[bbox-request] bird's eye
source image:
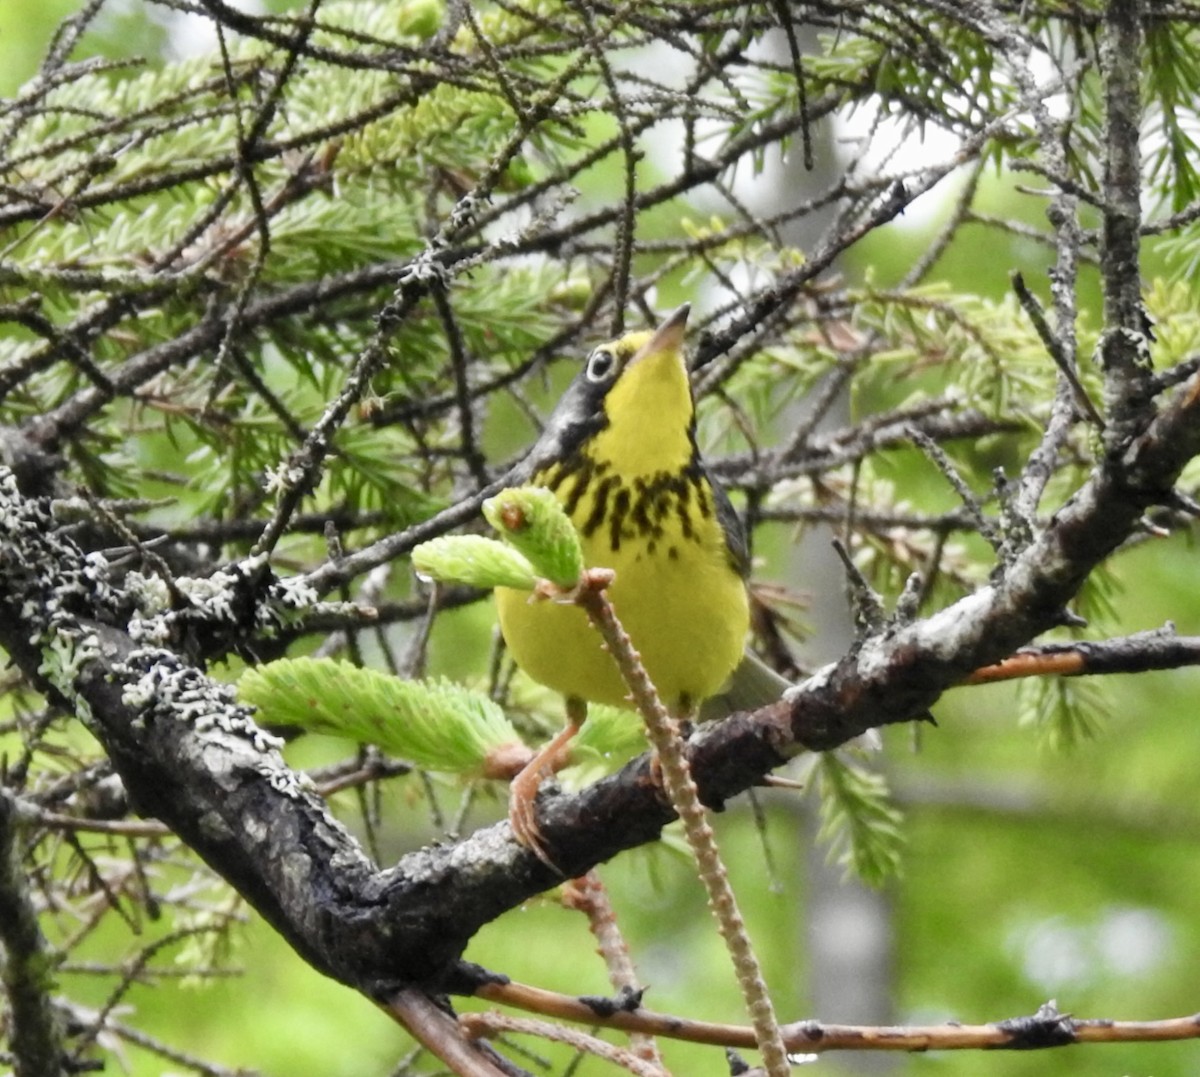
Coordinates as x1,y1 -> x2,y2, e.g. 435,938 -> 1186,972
585,348 -> 616,383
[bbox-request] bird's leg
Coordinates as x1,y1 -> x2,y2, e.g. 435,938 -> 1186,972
675,695 -> 697,738
508,695 -> 587,867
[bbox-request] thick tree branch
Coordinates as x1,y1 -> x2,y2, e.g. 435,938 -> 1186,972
0,791 -> 67,1077
773,369 -> 1200,751
1097,0 -> 1153,443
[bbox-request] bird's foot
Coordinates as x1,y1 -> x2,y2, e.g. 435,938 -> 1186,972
507,718 -> 582,871
508,762 -> 557,869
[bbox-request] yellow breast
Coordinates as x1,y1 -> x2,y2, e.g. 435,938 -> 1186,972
495,461 -> 749,711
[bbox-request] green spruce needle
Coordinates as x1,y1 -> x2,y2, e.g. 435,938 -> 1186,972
815,753 -> 904,887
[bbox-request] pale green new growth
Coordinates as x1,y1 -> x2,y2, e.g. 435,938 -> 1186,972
814,754 -> 904,888
483,486 -> 584,588
239,658 -> 524,775
413,487 -> 584,593
412,535 -> 537,591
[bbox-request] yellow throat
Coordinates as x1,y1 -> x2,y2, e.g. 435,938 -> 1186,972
495,306 -> 750,712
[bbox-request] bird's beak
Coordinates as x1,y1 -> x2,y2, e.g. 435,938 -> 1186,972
632,303 -> 690,363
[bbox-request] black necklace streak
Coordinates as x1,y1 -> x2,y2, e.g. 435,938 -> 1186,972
537,451 -> 713,560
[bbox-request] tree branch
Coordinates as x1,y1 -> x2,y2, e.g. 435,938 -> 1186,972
383,989 -> 517,1077
962,627 -> 1200,683
472,983 -> 1200,1055
0,790 -> 67,1077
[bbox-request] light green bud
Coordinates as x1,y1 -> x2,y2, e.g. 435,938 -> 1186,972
412,534 -> 536,591
483,486 -> 583,588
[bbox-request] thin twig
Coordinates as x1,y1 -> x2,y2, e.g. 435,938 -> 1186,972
1011,271 -> 1104,429
382,988 -> 514,1077
562,871 -> 663,1069
962,627 -> 1200,684
475,980 -> 1200,1054
461,1011 -> 667,1077
573,571 -> 790,1077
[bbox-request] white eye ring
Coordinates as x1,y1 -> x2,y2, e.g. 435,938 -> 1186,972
585,349 -> 616,383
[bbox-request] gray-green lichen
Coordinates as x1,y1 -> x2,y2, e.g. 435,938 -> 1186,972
0,467 -> 310,800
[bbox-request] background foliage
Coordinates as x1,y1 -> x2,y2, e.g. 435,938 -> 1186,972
3,1 -> 1200,1075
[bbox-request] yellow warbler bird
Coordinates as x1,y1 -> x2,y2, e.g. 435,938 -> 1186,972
497,304 -> 781,857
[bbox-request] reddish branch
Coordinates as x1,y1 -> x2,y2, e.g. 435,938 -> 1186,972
963,628 -> 1200,684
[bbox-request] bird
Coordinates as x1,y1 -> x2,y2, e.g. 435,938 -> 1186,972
495,303 -> 784,861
